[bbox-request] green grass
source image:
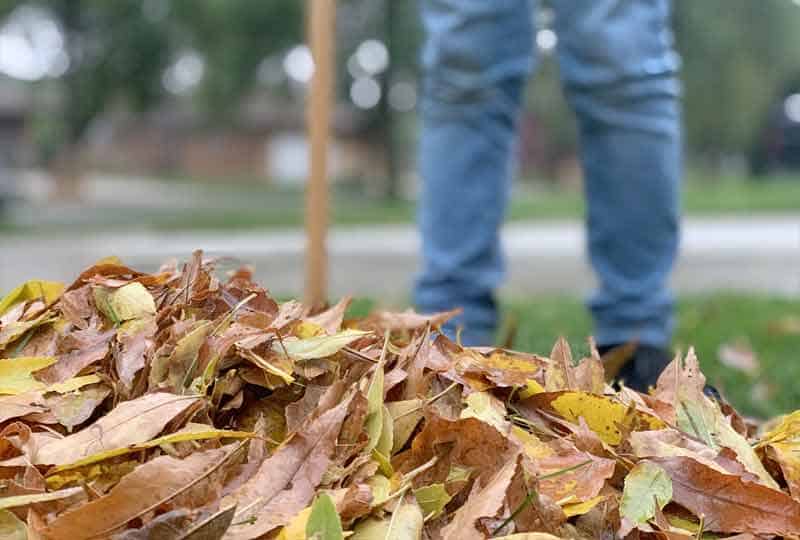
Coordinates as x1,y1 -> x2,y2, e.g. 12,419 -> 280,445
348,294 -> 800,419
2,173 -> 800,234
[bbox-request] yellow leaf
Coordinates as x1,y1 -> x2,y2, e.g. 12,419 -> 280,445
386,502 -> 423,540
562,495 -> 607,518
0,313 -> 57,349
351,504 -> 423,540
386,399 -> 423,454
0,509 -> 26,540
0,487 -> 83,510
46,460 -> 138,490
365,359 -> 385,453
169,320 -> 214,388
372,404 -> 394,476
372,449 -> 394,478
511,426 -> 554,459
413,483 -> 452,519
240,348 -> 295,386
518,379 -> 545,399
367,475 -> 391,506
620,462 -> 672,528
108,282 -> 156,322
276,507 -> 312,540
46,374 -> 102,394
0,280 -> 64,316
460,392 -> 509,433
306,493 -> 344,540
537,391 -> 665,445
274,329 -> 371,361
350,517 -> 390,540
94,255 -> 123,266
0,356 -> 56,395
760,410 -> 800,498
295,321 -> 325,339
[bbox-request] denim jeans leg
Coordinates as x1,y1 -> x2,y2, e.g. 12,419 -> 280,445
554,0 -> 683,348
415,0 -> 534,346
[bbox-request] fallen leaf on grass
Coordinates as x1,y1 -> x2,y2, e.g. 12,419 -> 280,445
768,315 -> 800,336
717,340 -> 759,375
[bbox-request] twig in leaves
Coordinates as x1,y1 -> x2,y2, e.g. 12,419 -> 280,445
491,459 -> 593,536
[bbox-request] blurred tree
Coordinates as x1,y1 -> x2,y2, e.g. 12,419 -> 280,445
0,0 -> 174,191
171,0 -> 301,118
0,0 -> 302,188
673,0 -> 800,169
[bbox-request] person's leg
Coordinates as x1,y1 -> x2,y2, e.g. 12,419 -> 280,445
415,0 -> 534,345
553,1 -> 682,377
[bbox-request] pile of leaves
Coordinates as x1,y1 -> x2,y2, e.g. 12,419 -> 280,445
2,252 -> 800,540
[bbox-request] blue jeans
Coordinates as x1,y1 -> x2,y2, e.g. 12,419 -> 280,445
414,0 -> 682,347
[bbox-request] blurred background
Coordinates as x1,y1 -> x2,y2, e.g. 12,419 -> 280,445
0,0 -> 798,415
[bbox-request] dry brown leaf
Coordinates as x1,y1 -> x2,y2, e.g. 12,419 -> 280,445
20,392 -> 199,465
112,509 -> 192,540
179,504 -> 237,540
364,308 -> 460,332
0,392 -> 47,423
42,446 -> 234,539
37,337 -> 112,385
394,415 -> 519,487
536,445 -> 615,504
305,297 -> 352,335
652,456 -> 800,536
116,319 -> 156,389
545,337 -> 574,391
441,454 -> 520,540
46,384 -> 111,431
223,393 -> 354,540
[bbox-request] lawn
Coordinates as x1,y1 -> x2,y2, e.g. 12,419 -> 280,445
349,294 -> 800,419
2,172 -> 800,233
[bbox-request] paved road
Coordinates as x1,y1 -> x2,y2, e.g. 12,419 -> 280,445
2,216 -> 798,299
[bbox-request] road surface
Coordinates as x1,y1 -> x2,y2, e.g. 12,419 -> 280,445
2,216 -> 798,300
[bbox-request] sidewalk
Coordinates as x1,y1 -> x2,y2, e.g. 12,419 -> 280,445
2,216 -> 798,298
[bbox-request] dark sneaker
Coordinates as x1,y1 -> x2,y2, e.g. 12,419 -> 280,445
599,343 -> 722,399
598,343 -> 672,393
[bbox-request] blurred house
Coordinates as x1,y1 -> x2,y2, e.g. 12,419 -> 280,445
81,91 -> 387,186
0,79 -> 31,159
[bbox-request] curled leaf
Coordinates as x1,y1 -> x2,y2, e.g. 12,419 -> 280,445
273,329 -> 371,361
0,356 -> 56,395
